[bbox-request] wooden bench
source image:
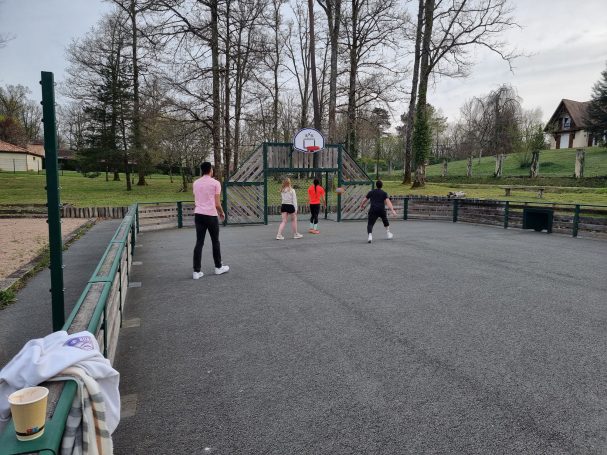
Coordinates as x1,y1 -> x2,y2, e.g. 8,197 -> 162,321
501,186 -> 545,198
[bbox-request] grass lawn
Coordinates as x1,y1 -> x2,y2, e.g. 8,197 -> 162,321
380,182 -> 607,206
0,171 -> 187,207
2,165 -> 607,208
425,147 -> 607,178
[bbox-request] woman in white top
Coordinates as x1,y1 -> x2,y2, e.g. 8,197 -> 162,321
276,178 -> 303,240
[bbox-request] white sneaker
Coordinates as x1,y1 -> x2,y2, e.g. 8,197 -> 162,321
368,233 -> 372,243
293,233 -> 303,239
387,231 -> 393,240
193,271 -> 204,280
215,265 -> 230,275
276,234 -> 285,240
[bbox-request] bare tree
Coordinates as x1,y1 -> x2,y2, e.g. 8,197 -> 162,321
402,0 -> 423,183
64,9 -> 135,187
232,0 -> 266,169
342,0 -> 407,157
0,85 -> 41,144
284,0 -> 312,128
150,0 -> 225,179
411,0 -> 434,187
107,0 -> 152,185
58,102 -> 88,154
405,0 -> 521,186
317,0 -> 341,142
308,0 -> 321,130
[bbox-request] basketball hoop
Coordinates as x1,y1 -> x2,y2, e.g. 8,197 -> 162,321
294,128 -> 325,153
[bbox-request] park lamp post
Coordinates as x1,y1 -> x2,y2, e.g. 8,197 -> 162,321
41,71 -> 65,331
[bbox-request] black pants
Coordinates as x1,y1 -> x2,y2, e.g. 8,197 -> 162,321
310,204 -> 321,224
193,214 -> 222,271
367,208 -> 389,234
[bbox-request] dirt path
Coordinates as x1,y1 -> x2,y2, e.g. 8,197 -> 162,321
0,218 -> 91,279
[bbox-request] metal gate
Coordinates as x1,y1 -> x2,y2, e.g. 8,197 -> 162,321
224,142 -> 372,225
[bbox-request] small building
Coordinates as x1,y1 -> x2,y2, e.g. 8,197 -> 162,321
0,139 -> 44,172
544,99 -> 598,149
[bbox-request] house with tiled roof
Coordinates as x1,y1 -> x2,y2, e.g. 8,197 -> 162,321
0,139 -> 44,172
544,99 -> 598,149
27,141 -> 77,168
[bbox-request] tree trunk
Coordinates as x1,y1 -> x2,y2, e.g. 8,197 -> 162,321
494,154 -> 504,177
346,0 -> 359,157
529,151 -> 539,178
113,171 -> 120,181
130,0 -> 144,186
272,2 -> 280,141
309,0 -> 321,130
466,155 -> 472,177
223,0 -> 232,180
412,0 -> 435,188
210,0 -> 223,180
180,164 -> 188,192
233,24 -> 250,172
441,159 -> 447,177
309,0 -> 320,171
402,0 -> 424,184
575,149 -> 585,178
327,0 -> 341,142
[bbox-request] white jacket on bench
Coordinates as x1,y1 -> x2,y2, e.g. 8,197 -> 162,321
0,330 -> 120,435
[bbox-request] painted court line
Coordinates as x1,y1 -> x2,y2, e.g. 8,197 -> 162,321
122,318 -> 140,328
120,394 -> 138,418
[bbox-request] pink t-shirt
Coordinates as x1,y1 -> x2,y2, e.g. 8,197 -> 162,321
193,175 -> 221,216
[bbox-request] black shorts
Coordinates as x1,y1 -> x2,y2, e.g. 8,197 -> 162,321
281,204 -> 296,214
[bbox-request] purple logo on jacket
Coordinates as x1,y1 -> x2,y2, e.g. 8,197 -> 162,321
64,336 -> 94,351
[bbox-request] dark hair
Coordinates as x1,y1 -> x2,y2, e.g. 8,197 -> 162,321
200,162 -> 213,175
313,178 -> 320,193
376,180 -> 383,189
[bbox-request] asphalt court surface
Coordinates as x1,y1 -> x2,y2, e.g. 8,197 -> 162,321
113,220 -> 607,454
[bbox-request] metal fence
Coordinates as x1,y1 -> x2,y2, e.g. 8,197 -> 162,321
0,204 -> 138,455
135,198 -> 607,239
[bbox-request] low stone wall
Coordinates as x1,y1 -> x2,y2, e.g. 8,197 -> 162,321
0,205 -> 129,219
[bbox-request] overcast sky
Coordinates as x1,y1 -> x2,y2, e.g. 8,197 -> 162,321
0,0 -> 606,126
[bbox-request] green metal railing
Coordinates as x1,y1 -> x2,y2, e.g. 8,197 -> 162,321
0,204 -> 138,455
393,196 -> 607,238
135,196 -> 607,239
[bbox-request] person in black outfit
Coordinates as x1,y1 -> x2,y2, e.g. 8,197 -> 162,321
360,180 -> 397,243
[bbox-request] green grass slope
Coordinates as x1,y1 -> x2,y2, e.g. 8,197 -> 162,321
0,171 -> 186,207
425,147 -> 607,178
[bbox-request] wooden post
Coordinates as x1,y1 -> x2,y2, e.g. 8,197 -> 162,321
494,154 -> 504,177
441,160 -> 448,177
575,149 -> 585,178
529,151 -> 540,178
466,156 -> 472,177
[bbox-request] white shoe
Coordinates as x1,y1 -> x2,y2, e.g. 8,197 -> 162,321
215,265 -> 230,275
193,271 -> 204,280
276,234 -> 285,240
368,233 -> 372,243
293,233 -> 303,239
387,231 -> 393,240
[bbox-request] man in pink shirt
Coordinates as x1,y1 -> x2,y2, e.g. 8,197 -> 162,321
192,162 -> 229,279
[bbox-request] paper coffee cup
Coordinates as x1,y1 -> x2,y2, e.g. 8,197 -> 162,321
8,386 -> 49,441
